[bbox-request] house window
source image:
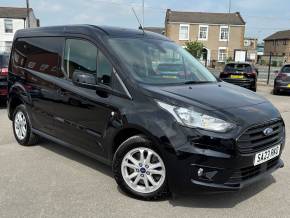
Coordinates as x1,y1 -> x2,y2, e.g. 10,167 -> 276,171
220,26 -> 229,41
179,24 -> 189,40
4,19 -> 13,33
218,47 -> 227,62
198,25 -> 208,40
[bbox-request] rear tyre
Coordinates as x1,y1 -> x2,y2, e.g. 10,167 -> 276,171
113,135 -> 169,200
251,81 -> 257,92
273,89 -> 280,95
12,105 -> 39,146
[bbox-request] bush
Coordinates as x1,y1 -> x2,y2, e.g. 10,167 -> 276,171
260,60 -> 266,65
272,61 -> 277,67
185,41 -> 204,58
227,56 -> 233,62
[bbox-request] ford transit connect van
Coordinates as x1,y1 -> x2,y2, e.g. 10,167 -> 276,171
8,25 -> 285,200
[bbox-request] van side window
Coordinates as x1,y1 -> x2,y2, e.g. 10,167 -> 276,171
97,50 -> 113,86
64,39 -> 97,80
14,37 -> 64,78
64,39 -> 113,87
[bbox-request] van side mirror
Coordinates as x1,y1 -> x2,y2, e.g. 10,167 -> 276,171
72,70 -> 97,88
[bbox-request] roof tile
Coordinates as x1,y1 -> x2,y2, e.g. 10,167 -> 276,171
166,10 -> 245,25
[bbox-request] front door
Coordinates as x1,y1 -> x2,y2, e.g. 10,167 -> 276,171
51,38 -> 115,156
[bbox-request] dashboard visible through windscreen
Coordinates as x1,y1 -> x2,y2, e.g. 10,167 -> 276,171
108,38 -> 217,85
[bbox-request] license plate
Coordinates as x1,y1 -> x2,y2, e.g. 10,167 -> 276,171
231,75 -> 244,79
288,84 -> 290,88
254,145 -> 280,166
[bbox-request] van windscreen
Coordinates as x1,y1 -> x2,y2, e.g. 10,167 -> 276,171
108,38 -> 217,85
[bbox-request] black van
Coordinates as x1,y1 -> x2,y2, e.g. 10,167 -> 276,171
8,25 -> 285,200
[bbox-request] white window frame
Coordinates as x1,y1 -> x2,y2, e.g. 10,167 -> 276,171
198,25 -> 209,41
4,19 -> 13,33
219,25 -> 229,41
218,47 -> 228,62
179,24 -> 189,40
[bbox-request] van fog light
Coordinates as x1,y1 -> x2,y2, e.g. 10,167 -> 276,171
195,167 -> 218,181
197,168 -> 204,177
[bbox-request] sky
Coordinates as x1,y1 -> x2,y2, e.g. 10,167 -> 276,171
1,0 -> 290,42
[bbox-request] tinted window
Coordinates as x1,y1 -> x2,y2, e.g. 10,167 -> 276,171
0,55 -> 9,68
64,39 -> 97,79
64,39 -> 113,87
281,65 -> 290,73
224,63 -> 252,73
97,50 -> 113,86
14,37 -> 64,77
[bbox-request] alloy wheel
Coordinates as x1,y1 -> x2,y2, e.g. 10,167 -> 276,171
121,147 -> 166,194
14,111 -> 27,140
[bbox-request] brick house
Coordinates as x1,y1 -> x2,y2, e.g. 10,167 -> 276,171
264,30 -> 290,63
165,9 -> 246,66
0,7 -> 40,54
144,27 -> 165,35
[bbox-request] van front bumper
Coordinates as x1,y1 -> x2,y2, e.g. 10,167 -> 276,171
166,141 -> 285,194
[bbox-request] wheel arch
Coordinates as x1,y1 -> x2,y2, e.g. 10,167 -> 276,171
110,125 -> 161,161
8,83 -> 30,120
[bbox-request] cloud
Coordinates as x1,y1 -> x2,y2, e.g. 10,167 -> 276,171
35,0 -> 63,12
20,0 -> 290,40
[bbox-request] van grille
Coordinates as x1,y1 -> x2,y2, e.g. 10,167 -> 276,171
237,119 -> 284,154
227,157 -> 279,184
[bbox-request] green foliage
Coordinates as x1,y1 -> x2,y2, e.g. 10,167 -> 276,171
185,41 -> 204,58
227,56 -> 233,62
260,60 -> 266,65
272,60 -> 277,67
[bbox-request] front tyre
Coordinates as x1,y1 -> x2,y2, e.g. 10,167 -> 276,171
13,105 -> 39,146
113,135 -> 169,200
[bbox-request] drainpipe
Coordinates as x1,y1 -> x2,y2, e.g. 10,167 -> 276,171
26,0 -> 30,28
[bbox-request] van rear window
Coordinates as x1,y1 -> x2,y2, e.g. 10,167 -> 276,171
13,37 -> 64,78
0,55 -> 9,68
224,64 -> 252,73
281,65 -> 290,73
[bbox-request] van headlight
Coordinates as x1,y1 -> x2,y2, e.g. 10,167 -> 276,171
156,101 -> 235,133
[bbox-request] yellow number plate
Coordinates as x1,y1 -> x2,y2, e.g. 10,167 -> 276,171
288,84 -> 290,88
231,75 -> 244,79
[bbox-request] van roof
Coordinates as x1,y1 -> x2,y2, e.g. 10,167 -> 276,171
14,25 -> 170,40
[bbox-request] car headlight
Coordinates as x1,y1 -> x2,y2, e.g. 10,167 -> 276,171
156,101 -> 235,133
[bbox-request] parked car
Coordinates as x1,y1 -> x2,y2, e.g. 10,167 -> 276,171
8,26 -> 285,200
273,64 -> 290,95
220,62 -> 258,92
0,54 -> 9,103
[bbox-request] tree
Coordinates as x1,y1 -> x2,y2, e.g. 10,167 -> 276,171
185,41 -> 204,58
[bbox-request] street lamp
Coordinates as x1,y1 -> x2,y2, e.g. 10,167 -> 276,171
142,0 -> 144,27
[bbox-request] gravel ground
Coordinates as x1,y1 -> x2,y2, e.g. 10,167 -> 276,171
0,85 -> 289,218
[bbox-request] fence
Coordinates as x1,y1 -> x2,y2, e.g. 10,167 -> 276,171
206,53 -> 283,86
